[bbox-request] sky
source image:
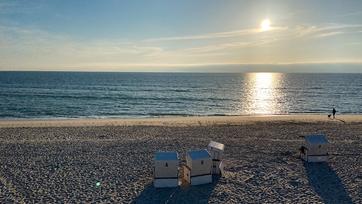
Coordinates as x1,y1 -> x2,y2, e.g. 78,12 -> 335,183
0,0 -> 362,72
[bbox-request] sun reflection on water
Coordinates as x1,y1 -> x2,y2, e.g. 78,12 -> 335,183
241,72 -> 284,115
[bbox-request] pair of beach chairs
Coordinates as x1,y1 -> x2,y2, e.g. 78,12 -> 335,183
299,134 -> 329,163
154,141 -> 225,188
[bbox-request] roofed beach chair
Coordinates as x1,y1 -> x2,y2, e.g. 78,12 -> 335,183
207,141 -> 225,175
182,149 -> 212,185
300,134 -> 329,163
154,151 -> 179,188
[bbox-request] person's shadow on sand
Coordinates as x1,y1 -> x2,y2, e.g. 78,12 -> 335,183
327,115 -> 346,123
304,162 -> 353,204
133,177 -> 219,204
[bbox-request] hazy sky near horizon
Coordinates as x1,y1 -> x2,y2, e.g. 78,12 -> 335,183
0,0 -> 362,72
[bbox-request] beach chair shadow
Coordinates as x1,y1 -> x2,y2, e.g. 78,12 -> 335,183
133,176 -> 219,204
304,162 -> 353,204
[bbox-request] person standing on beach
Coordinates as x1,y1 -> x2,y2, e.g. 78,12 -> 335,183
332,108 -> 337,119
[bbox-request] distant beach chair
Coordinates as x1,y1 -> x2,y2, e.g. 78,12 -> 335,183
154,151 -> 179,188
300,134 -> 329,162
182,149 -> 212,185
207,141 -> 225,175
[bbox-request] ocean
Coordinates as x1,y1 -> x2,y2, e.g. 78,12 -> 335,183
0,72 -> 361,119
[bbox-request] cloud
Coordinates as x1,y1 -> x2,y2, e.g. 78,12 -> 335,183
180,38 -> 280,54
315,31 -> 345,38
142,23 -> 362,57
0,24 -> 162,55
0,24 -> 167,69
144,26 -> 287,42
295,23 -> 362,38
144,29 -> 257,42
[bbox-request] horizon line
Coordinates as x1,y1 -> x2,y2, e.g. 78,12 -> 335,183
1,61 -> 362,70
1,70 -> 362,74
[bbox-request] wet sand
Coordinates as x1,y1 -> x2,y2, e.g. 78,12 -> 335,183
0,115 -> 361,203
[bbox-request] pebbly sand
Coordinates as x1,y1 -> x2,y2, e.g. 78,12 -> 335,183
0,115 -> 361,203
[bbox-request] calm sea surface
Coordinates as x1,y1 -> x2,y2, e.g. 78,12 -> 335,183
0,72 -> 361,119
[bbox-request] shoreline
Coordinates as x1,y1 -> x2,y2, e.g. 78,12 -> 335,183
0,114 -> 361,128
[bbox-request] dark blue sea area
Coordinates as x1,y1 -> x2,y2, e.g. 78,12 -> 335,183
0,72 -> 361,119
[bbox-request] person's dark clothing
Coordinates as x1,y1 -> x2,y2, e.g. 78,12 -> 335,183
332,108 -> 337,119
299,146 -> 306,154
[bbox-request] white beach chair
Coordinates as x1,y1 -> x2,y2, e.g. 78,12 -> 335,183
154,151 -> 179,188
301,134 -> 329,162
207,141 -> 225,175
183,149 -> 212,185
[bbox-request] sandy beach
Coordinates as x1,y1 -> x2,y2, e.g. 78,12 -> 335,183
0,115 -> 361,203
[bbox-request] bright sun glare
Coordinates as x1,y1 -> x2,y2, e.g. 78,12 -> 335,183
260,19 -> 271,31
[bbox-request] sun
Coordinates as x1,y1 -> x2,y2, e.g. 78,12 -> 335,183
260,19 -> 271,31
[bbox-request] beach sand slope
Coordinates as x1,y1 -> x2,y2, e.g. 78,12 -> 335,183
0,115 -> 361,203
